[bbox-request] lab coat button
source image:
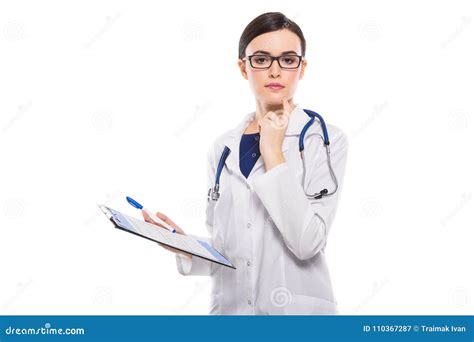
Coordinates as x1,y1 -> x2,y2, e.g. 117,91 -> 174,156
247,223 -> 251,228
246,184 -> 251,190
247,299 -> 252,305
247,261 -> 251,266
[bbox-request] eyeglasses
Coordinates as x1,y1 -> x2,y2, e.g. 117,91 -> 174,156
242,54 -> 304,70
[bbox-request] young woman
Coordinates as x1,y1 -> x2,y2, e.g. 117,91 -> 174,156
143,12 -> 349,315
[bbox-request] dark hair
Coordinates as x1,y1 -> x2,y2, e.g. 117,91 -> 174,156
238,12 -> 306,59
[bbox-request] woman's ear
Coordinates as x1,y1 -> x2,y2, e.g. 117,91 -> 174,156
237,59 -> 248,80
299,59 -> 308,80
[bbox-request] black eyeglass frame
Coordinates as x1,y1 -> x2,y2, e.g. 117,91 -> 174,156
242,54 -> 304,70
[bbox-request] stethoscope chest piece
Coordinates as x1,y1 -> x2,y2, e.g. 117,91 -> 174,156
208,184 -> 220,202
208,146 -> 231,202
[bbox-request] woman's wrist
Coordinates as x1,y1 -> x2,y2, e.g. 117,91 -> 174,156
262,150 -> 285,171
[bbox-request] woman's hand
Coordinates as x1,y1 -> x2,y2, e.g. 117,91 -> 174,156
142,210 -> 193,259
257,97 -> 294,170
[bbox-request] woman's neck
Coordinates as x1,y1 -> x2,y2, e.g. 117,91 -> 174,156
255,99 -> 296,122
243,99 -> 296,134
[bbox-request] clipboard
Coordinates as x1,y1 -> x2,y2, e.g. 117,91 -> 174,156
98,204 -> 235,269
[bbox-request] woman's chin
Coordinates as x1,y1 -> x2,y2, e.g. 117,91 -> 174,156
263,94 -> 287,106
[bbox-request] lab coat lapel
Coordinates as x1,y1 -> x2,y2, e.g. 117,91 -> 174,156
220,112 -> 253,184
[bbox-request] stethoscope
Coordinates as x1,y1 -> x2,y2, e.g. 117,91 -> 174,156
208,109 -> 338,202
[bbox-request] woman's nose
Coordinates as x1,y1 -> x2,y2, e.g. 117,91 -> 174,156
268,60 -> 281,78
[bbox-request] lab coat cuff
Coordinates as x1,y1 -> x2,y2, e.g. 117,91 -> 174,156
174,234 -> 213,276
175,253 -> 212,276
175,253 -> 193,275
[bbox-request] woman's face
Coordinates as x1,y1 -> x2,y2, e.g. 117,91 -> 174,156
238,28 -> 307,106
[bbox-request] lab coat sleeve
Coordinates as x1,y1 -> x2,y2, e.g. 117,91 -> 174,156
174,146 -> 216,276
175,235 -> 212,276
252,130 -> 349,260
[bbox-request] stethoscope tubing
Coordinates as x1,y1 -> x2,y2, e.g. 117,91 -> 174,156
210,109 -> 338,202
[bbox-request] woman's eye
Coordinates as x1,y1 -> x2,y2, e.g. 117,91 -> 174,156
282,57 -> 295,65
256,57 -> 268,64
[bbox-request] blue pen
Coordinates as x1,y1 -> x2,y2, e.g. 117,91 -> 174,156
126,196 -> 176,233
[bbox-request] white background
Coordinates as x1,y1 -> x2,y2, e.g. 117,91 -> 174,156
1,0 -> 473,315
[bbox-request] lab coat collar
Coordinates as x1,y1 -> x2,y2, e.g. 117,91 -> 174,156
220,104 -> 314,183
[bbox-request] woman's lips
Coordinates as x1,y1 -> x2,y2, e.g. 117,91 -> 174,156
265,83 -> 285,90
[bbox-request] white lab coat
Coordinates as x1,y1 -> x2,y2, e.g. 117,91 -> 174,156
175,104 -> 349,315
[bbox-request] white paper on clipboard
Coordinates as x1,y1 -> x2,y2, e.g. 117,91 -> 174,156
98,204 -> 235,269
